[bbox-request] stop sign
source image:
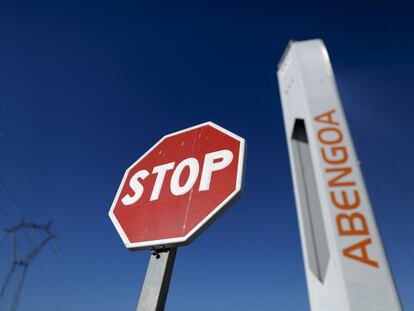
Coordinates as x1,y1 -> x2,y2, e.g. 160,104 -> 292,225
109,122 -> 245,250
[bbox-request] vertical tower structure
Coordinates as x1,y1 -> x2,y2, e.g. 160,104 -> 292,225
277,39 -> 401,311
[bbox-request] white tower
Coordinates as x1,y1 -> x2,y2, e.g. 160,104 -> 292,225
277,39 -> 402,311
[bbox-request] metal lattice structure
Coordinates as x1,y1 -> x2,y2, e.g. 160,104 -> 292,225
0,220 -> 56,311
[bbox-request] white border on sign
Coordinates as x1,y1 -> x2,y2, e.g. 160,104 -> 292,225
108,121 -> 246,250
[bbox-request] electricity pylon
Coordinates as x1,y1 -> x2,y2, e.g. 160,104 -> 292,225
0,219 -> 56,311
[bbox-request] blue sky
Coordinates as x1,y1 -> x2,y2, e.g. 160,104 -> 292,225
0,1 -> 413,310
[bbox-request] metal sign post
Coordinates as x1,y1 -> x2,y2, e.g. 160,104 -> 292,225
136,248 -> 177,311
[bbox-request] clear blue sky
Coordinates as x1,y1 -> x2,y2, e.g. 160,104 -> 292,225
0,1 -> 413,310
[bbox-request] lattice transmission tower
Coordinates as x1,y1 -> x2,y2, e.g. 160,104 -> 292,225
0,219 -> 56,311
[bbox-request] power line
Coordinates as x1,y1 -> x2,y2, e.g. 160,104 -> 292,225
0,178 -> 31,221
34,259 -> 61,311
0,205 -> 14,223
52,249 -> 75,311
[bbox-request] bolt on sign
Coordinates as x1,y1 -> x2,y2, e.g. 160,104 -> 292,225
277,39 -> 402,311
109,122 -> 245,250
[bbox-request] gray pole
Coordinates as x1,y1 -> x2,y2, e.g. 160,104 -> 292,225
136,248 -> 177,311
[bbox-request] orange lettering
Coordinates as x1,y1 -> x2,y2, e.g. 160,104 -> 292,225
326,167 -> 355,187
337,213 -> 368,235
343,238 -> 379,268
314,109 -> 339,125
331,189 -> 360,210
321,146 -> 348,164
318,127 -> 343,145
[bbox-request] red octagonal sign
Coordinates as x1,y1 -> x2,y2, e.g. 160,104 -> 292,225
109,122 -> 245,250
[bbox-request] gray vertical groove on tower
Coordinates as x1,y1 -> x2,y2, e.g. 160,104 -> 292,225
292,119 -> 330,282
